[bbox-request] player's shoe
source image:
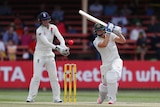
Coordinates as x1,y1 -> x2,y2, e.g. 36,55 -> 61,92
108,100 -> 115,104
26,98 -> 34,102
97,97 -> 103,104
53,99 -> 63,103
108,97 -> 116,104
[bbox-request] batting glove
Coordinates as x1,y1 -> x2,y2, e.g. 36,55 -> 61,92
106,22 -> 122,35
106,22 -> 114,32
113,26 -> 122,36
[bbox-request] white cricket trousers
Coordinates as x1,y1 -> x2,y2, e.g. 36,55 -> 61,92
27,55 -> 61,101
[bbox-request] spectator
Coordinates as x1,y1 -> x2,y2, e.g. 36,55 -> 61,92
0,0 -> 12,15
150,33 -> 160,60
136,31 -> 147,60
28,35 -> 36,60
39,3 -> 46,12
0,26 -> 4,35
111,9 -> 128,26
120,4 -> 132,16
3,24 -> 19,45
150,33 -> 158,51
54,18 -> 66,34
51,5 -> 64,21
20,26 -> 32,45
35,3 -> 46,19
89,0 -> 103,17
145,4 -> 154,16
13,13 -> 25,36
0,34 -> 6,61
129,22 -> 146,40
147,15 -> 160,33
104,0 -> 118,16
34,17 -> 40,29
67,25 -> 77,34
7,40 -> 17,61
130,15 -> 142,26
22,48 -> 30,60
128,1 -> 138,15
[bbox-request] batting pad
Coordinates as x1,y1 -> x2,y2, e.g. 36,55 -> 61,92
98,83 -> 107,101
99,83 -> 107,92
112,58 -> 123,80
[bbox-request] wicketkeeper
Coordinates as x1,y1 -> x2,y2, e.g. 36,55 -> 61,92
26,11 -> 70,103
93,23 -> 126,104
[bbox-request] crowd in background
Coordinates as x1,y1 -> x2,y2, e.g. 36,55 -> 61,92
0,0 -> 160,61
88,0 -> 160,61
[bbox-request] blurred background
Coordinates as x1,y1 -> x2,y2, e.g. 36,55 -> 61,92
0,0 -> 160,99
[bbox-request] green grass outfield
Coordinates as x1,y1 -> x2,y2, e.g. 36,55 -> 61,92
0,89 -> 160,107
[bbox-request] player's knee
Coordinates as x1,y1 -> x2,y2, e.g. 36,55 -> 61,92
100,65 -> 108,84
100,65 -> 108,74
106,70 -> 118,84
99,83 -> 107,92
50,78 -> 58,83
112,58 -> 123,72
32,75 -> 41,82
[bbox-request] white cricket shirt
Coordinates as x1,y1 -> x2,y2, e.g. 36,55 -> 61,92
0,41 -> 5,51
93,33 -> 120,65
35,24 -> 65,56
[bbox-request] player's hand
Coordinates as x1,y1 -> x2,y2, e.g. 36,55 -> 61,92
61,46 -> 70,56
55,45 -> 70,56
106,22 -> 122,35
106,22 -> 114,32
113,26 -> 122,36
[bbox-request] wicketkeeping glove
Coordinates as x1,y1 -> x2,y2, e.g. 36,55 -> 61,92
106,22 -> 122,35
55,45 -> 70,56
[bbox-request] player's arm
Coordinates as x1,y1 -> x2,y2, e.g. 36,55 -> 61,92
98,34 -> 109,47
37,32 -> 69,56
114,34 -> 126,44
106,22 -> 126,44
54,27 -> 70,56
54,26 -> 66,47
36,31 -> 56,49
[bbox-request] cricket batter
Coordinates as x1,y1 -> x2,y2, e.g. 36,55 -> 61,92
26,11 -> 70,103
93,23 -> 126,104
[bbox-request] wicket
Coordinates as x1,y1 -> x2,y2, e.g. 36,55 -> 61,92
64,64 -> 77,102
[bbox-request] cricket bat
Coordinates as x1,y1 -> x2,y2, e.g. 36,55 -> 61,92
79,10 -> 107,27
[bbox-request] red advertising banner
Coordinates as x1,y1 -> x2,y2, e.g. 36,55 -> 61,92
121,61 -> 160,89
0,61 -> 160,89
